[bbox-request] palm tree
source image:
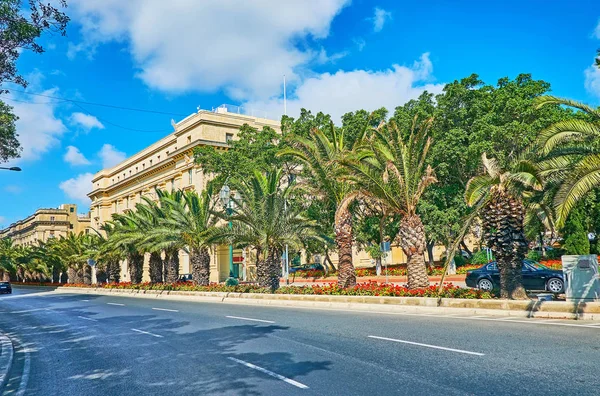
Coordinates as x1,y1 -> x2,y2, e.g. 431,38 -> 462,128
535,96 -> 600,226
0,238 -> 18,281
149,185 -> 218,286
54,233 -> 93,284
465,153 -> 543,299
89,226 -> 123,284
341,118 -> 437,289
208,168 -> 322,291
280,122 -> 368,288
105,214 -> 145,284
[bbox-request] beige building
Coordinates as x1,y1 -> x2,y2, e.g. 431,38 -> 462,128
0,204 -> 91,246
87,106 -> 281,283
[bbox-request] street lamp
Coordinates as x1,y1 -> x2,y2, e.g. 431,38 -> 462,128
220,183 -> 234,279
0,167 -> 21,171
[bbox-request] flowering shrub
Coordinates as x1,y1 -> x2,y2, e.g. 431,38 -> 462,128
22,280 -> 492,298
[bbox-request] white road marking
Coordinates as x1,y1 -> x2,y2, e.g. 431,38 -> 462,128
77,316 -> 98,322
81,299 -> 90,302
15,342 -> 31,396
226,315 -> 275,324
8,308 -> 49,314
131,328 -> 163,338
368,335 -> 485,356
107,303 -> 125,306
152,307 -> 179,312
228,357 -> 308,389
0,333 -> 14,389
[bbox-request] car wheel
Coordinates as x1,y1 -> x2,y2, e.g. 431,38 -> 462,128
547,278 -> 564,293
477,278 -> 494,291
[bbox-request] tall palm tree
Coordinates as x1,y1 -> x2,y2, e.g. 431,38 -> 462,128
208,169 -> 322,291
54,233 -> 93,284
465,153 -> 543,299
149,185 -> 218,286
106,214 -> 146,284
0,238 -> 18,281
280,122 -> 368,288
90,226 -> 123,284
535,96 -> 600,226
341,118 -> 437,289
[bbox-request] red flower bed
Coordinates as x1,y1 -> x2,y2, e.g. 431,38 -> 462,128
16,280 -> 492,298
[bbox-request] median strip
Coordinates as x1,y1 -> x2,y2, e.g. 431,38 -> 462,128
368,335 -> 485,356
227,357 -> 308,389
131,328 -> 163,338
152,307 -> 179,312
226,315 -> 275,324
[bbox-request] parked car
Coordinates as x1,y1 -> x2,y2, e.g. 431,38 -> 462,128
178,274 -> 193,282
465,260 -> 564,293
0,281 -> 12,294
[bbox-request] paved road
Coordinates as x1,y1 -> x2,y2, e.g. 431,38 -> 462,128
1,287 -> 599,395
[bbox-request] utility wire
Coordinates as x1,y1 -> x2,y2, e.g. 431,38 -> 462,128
7,89 -> 188,116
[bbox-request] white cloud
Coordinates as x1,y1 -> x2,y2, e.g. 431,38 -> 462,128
98,144 -> 126,169
246,53 -> 445,123
584,64 -> 600,98
4,185 -> 22,194
64,145 -> 91,166
9,88 -> 67,161
371,7 -> 392,32
59,173 -> 93,206
353,37 -> 366,51
70,112 -> 105,131
68,0 -> 349,100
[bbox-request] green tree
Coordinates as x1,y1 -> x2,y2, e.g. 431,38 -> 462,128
465,153 -> 543,299
208,168 -> 322,291
0,0 -> 69,162
342,118 -> 437,288
149,186 -> 219,286
561,204 -> 590,255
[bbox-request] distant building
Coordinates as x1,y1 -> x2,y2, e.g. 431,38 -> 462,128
0,204 -> 91,246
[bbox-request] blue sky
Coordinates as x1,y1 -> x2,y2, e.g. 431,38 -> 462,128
1,0 -> 600,228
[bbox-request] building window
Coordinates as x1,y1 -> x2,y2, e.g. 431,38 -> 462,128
150,159 -> 153,166
135,166 -> 138,172
85,229 -> 89,234
226,133 -> 233,143
142,163 -> 145,170
112,178 -> 114,184
70,207 -> 74,213
50,216 -> 55,222
187,135 -> 192,144
188,169 -> 193,185
129,170 -> 132,176
123,173 -> 125,179
69,223 -> 73,229
171,178 -> 175,190
158,155 -> 161,161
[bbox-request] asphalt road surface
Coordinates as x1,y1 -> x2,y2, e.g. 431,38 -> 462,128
1,286 -> 599,395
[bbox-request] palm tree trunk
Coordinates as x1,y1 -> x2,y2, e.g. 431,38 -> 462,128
483,188 -> 528,299
256,248 -> 281,291
52,265 -> 61,283
398,214 -> 429,288
107,261 -> 120,283
335,209 -> 356,288
83,266 -> 92,285
191,247 -> 211,286
149,252 -> 163,283
165,250 -> 179,283
128,253 -> 144,284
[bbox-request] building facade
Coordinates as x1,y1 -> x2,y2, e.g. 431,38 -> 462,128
0,204 -> 91,246
87,107 -> 281,283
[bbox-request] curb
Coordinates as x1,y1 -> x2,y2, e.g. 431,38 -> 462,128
24,286 -> 600,320
0,332 -> 14,391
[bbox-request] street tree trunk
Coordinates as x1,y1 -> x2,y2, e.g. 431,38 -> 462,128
149,252 -> 163,283
191,247 -> 210,286
164,250 -> 180,283
83,266 -> 92,285
108,261 -> 120,283
257,248 -> 281,291
128,253 -> 144,284
398,214 -> 429,289
482,187 -> 528,299
335,209 -> 356,288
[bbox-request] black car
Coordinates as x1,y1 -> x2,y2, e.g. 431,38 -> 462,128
289,263 -> 324,274
465,260 -> 564,293
178,274 -> 193,282
0,281 -> 12,294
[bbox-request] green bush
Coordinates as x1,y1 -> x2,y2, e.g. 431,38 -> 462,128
470,249 -> 492,265
225,277 -> 239,287
526,250 -> 542,262
453,255 -> 467,267
562,206 -> 590,255
545,248 -> 562,259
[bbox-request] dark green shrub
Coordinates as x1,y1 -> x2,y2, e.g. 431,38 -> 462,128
526,250 -> 542,262
562,206 -> 590,255
225,277 -> 239,287
470,249 -> 492,265
453,255 -> 467,267
545,248 -> 562,259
